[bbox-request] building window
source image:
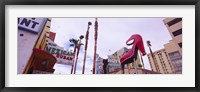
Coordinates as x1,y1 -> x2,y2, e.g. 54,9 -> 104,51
46,26 -> 50,28
20,34 -> 24,36
172,28 -> 182,37
178,42 -> 182,48
47,18 -> 51,21
167,18 -> 182,26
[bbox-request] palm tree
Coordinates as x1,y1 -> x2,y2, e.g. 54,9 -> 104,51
93,18 -> 98,74
73,35 -> 84,74
69,38 -> 79,74
82,22 -> 92,74
147,40 -> 158,72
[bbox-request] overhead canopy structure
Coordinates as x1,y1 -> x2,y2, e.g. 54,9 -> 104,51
31,48 -> 56,73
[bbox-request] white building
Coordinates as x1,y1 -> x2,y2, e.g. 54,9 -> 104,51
18,18 -> 48,74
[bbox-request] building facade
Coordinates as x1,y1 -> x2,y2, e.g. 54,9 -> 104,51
95,54 -> 104,74
107,47 -> 142,73
112,68 -> 161,74
147,49 -> 175,74
163,18 -> 182,74
147,18 -> 182,74
163,18 -> 182,54
18,18 -> 57,74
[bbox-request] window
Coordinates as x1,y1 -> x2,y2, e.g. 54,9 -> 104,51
178,42 -> 182,48
20,34 -> 24,36
167,18 -> 182,26
172,28 -> 182,37
47,19 -> 51,21
46,26 -> 50,28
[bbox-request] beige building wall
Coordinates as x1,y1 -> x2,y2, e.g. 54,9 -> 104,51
163,18 -> 182,54
108,47 -> 142,68
147,18 -> 182,74
163,18 -> 182,74
147,49 -> 175,74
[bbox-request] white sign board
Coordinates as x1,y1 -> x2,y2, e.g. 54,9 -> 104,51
18,18 -> 47,34
45,39 -> 74,65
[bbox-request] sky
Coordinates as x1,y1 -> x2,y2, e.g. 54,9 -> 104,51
50,18 -> 172,74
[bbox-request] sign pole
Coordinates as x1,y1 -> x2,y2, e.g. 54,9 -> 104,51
133,58 -> 138,74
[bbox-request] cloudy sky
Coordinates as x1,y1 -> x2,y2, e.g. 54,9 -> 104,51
50,18 -> 172,74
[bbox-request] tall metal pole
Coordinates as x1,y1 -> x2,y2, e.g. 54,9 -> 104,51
73,44 -> 80,74
93,18 -> 98,74
139,52 -> 145,69
82,22 -> 92,74
70,46 -> 77,74
69,38 -> 78,74
73,36 -> 84,74
133,58 -> 138,74
147,41 -> 159,72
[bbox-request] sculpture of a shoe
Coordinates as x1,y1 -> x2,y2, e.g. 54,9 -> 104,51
120,34 -> 146,73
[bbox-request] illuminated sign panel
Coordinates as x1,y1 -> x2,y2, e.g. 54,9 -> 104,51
18,18 -> 47,34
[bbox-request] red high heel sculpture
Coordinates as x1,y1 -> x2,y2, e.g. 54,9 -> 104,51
120,34 -> 146,74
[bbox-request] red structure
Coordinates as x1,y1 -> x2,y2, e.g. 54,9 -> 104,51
82,22 -> 92,74
30,48 -> 56,74
49,32 -> 56,41
120,34 -> 146,74
93,18 -> 98,74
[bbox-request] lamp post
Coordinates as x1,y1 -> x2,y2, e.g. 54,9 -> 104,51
93,18 -> 98,74
69,38 -> 79,74
73,35 -> 84,74
147,40 -> 158,72
82,22 -> 92,74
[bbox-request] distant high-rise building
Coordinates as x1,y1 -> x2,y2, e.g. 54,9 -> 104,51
95,54 -> 104,74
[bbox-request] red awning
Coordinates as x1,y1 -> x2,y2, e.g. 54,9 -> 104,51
33,48 -> 56,62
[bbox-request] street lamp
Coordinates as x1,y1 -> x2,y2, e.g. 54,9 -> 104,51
93,18 -> 98,74
73,35 -> 84,74
69,38 -> 79,74
82,22 -> 92,74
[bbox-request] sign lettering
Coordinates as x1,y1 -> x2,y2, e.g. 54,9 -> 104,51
45,39 -> 74,65
18,18 -> 47,34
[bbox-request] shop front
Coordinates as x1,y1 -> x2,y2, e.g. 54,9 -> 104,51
27,48 -> 56,74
